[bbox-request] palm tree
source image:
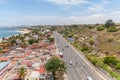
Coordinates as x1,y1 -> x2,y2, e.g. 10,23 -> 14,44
17,67 -> 26,80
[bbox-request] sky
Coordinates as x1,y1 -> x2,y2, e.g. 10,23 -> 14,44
0,0 -> 120,26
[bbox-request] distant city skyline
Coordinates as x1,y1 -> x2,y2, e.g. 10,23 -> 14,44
0,0 -> 120,26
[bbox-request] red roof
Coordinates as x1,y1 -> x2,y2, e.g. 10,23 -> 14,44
2,49 -> 10,52
34,66 -> 46,74
0,58 -> 9,61
39,66 -> 46,74
21,60 -> 31,65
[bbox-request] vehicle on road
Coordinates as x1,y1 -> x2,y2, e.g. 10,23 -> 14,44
65,45 -> 69,48
59,52 -> 63,58
69,60 -> 72,65
86,76 -> 93,80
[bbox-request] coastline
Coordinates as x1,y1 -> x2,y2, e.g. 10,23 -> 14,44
0,29 -> 31,43
16,29 -> 31,34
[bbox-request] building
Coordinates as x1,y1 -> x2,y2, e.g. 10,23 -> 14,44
0,61 -> 11,79
25,66 -> 46,80
25,71 -> 40,80
39,66 -> 46,80
0,58 -> 9,61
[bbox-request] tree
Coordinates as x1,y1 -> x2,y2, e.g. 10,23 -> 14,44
17,67 -> 26,79
28,39 -> 38,45
11,39 -> 16,46
45,56 -> 67,80
49,37 -> 55,44
105,19 -> 115,28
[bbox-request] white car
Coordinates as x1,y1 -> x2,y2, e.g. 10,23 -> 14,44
86,76 -> 93,80
69,60 -> 72,65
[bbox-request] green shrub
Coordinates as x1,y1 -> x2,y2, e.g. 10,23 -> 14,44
96,26 -> 104,31
81,44 -> 89,52
89,39 -> 94,46
107,26 -> 117,32
115,63 -> 120,69
103,56 -> 118,66
108,38 -> 114,42
86,54 -> 100,66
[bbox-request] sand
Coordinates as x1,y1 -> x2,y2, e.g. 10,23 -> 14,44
19,29 -> 31,34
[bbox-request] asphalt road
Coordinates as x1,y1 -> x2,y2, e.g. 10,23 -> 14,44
54,32 -> 113,80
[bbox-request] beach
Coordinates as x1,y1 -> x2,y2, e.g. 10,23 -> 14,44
0,28 -> 31,42
16,29 -> 31,34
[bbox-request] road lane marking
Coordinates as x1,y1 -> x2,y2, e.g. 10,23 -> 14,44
56,32 -> 111,80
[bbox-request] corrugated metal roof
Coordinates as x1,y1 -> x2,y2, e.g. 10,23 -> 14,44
0,61 -> 11,71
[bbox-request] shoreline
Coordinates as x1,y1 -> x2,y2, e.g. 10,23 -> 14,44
16,29 -> 31,34
0,29 -> 31,43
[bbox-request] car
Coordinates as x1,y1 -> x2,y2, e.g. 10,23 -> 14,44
59,52 -> 63,58
69,60 -> 72,65
65,45 -> 69,48
86,76 -> 93,80
67,46 -> 69,48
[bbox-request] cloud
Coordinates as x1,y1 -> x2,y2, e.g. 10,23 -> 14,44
67,14 -> 108,24
88,0 -> 109,12
40,0 -> 90,6
14,13 -> 120,25
1,11 -> 120,26
111,11 -> 120,15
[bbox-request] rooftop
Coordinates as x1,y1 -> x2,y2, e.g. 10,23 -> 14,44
0,61 -> 11,71
39,66 -> 46,74
30,71 -> 40,78
0,58 -> 9,61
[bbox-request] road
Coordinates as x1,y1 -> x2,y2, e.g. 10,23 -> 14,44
54,32 -> 113,80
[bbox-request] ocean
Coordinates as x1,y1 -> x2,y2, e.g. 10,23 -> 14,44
0,28 -> 20,39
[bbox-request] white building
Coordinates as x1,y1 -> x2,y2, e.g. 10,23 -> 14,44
25,71 -> 40,80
